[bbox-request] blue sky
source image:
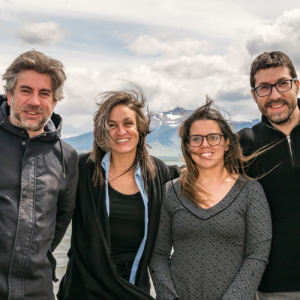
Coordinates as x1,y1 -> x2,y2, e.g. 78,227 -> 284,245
1,0 -> 300,137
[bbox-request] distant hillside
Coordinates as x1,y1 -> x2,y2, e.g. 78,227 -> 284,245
63,107 -> 260,156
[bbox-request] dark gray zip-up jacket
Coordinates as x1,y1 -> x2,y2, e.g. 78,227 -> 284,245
0,96 -> 78,300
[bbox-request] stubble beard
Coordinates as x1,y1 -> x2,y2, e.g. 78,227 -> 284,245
10,98 -> 52,133
261,98 -> 297,125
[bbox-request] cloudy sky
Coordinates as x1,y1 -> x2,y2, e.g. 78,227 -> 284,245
0,0 -> 300,137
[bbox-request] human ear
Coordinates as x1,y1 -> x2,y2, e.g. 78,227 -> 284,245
295,79 -> 299,95
225,137 -> 230,149
7,92 -> 11,106
251,90 -> 257,103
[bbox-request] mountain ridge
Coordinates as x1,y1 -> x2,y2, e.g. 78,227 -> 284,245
63,107 -> 260,156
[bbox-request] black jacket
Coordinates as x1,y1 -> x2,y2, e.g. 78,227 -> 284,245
57,153 -> 170,300
0,96 -> 78,300
239,102 -> 300,293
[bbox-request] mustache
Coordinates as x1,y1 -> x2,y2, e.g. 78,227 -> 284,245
21,105 -> 45,113
264,99 -> 288,109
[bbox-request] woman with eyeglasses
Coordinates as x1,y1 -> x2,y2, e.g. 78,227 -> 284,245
150,98 -> 272,300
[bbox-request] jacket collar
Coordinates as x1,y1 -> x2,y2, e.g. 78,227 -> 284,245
101,151 -> 142,177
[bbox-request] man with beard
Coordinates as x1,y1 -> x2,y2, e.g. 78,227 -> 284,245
239,51 -> 300,300
0,50 -> 78,300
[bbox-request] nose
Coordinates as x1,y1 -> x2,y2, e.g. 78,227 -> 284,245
27,92 -> 41,106
201,137 -> 210,147
270,85 -> 281,100
116,124 -> 126,135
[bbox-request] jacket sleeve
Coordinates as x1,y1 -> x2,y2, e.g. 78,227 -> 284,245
51,151 -> 79,251
222,181 -> 272,300
149,184 -> 179,300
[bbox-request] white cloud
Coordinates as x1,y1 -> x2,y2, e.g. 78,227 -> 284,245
246,9 -> 300,61
152,54 -> 229,79
128,35 -> 212,57
14,21 -> 67,46
2,5 -> 300,137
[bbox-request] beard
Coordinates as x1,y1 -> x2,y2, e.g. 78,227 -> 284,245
10,99 -> 52,133
260,98 -> 297,125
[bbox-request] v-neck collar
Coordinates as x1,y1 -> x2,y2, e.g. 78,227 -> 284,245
171,176 -> 248,220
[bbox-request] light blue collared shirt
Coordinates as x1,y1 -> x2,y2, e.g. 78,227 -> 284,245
101,151 -> 148,285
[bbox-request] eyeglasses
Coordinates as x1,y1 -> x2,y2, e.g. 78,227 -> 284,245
188,133 -> 224,147
252,77 -> 298,97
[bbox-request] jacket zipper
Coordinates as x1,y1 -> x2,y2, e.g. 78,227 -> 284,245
266,123 -> 300,166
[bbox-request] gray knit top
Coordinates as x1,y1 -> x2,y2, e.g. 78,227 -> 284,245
150,176 -> 272,300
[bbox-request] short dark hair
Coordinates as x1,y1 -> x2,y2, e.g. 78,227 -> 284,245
250,51 -> 297,88
2,50 -> 66,101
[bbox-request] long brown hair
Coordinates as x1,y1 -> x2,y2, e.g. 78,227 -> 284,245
89,86 -> 156,187
179,97 -> 270,205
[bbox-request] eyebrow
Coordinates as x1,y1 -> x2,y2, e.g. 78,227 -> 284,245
19,85 -> 52,93
108,117 -> 133,123
257,77 -> 291,86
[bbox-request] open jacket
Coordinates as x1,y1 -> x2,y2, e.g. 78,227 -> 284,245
57,153 -> 171,300
0,96 -> 78,300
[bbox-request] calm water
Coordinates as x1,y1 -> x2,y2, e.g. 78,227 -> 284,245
53,158 -> 182,297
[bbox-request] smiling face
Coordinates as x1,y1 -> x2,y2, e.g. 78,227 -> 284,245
188,119 -> 229,171
108,105 -> 139,156
7,70 -> 56,137
252,66 -> 299,125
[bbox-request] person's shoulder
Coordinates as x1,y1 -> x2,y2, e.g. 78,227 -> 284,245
60,140 -> 79,163
238,121 -> 265,137
78,152 -> 92,168
151,156 -> 170,179
240,176 -> 265,198
238,123 -> 258,143
151,156 -> 166,168
164,178 -> 179,193
238,121 -> 266,154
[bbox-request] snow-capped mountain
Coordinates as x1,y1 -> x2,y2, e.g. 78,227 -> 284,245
149,107 -> 193,129
63,107 -> 259,156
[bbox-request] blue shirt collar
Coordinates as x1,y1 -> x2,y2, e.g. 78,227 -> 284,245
101,151 -> 142,177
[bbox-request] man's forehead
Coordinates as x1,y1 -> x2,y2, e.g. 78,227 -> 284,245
254,66 -> 291,85
15,70 -> 53,91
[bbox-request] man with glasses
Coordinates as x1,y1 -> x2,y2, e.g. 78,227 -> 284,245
239,51 -> 300,300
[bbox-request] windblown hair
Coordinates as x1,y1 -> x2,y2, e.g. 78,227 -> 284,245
250,51 -> 297,88
89,87 -> 156,187
179,97 -> 267,206
2,50 -> 66,101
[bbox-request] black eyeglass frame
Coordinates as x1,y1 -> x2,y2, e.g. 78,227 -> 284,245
251,77 -> 298,97
188,133 -> 225,147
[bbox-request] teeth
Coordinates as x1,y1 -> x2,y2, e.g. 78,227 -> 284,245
271,104 -> 283,108
27,112 -> 38,115
201,153 -> 212,157
116,139 -> 129,142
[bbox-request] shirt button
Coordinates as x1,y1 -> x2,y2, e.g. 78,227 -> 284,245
16,247 -> 20,251
22,142 -> 26,145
